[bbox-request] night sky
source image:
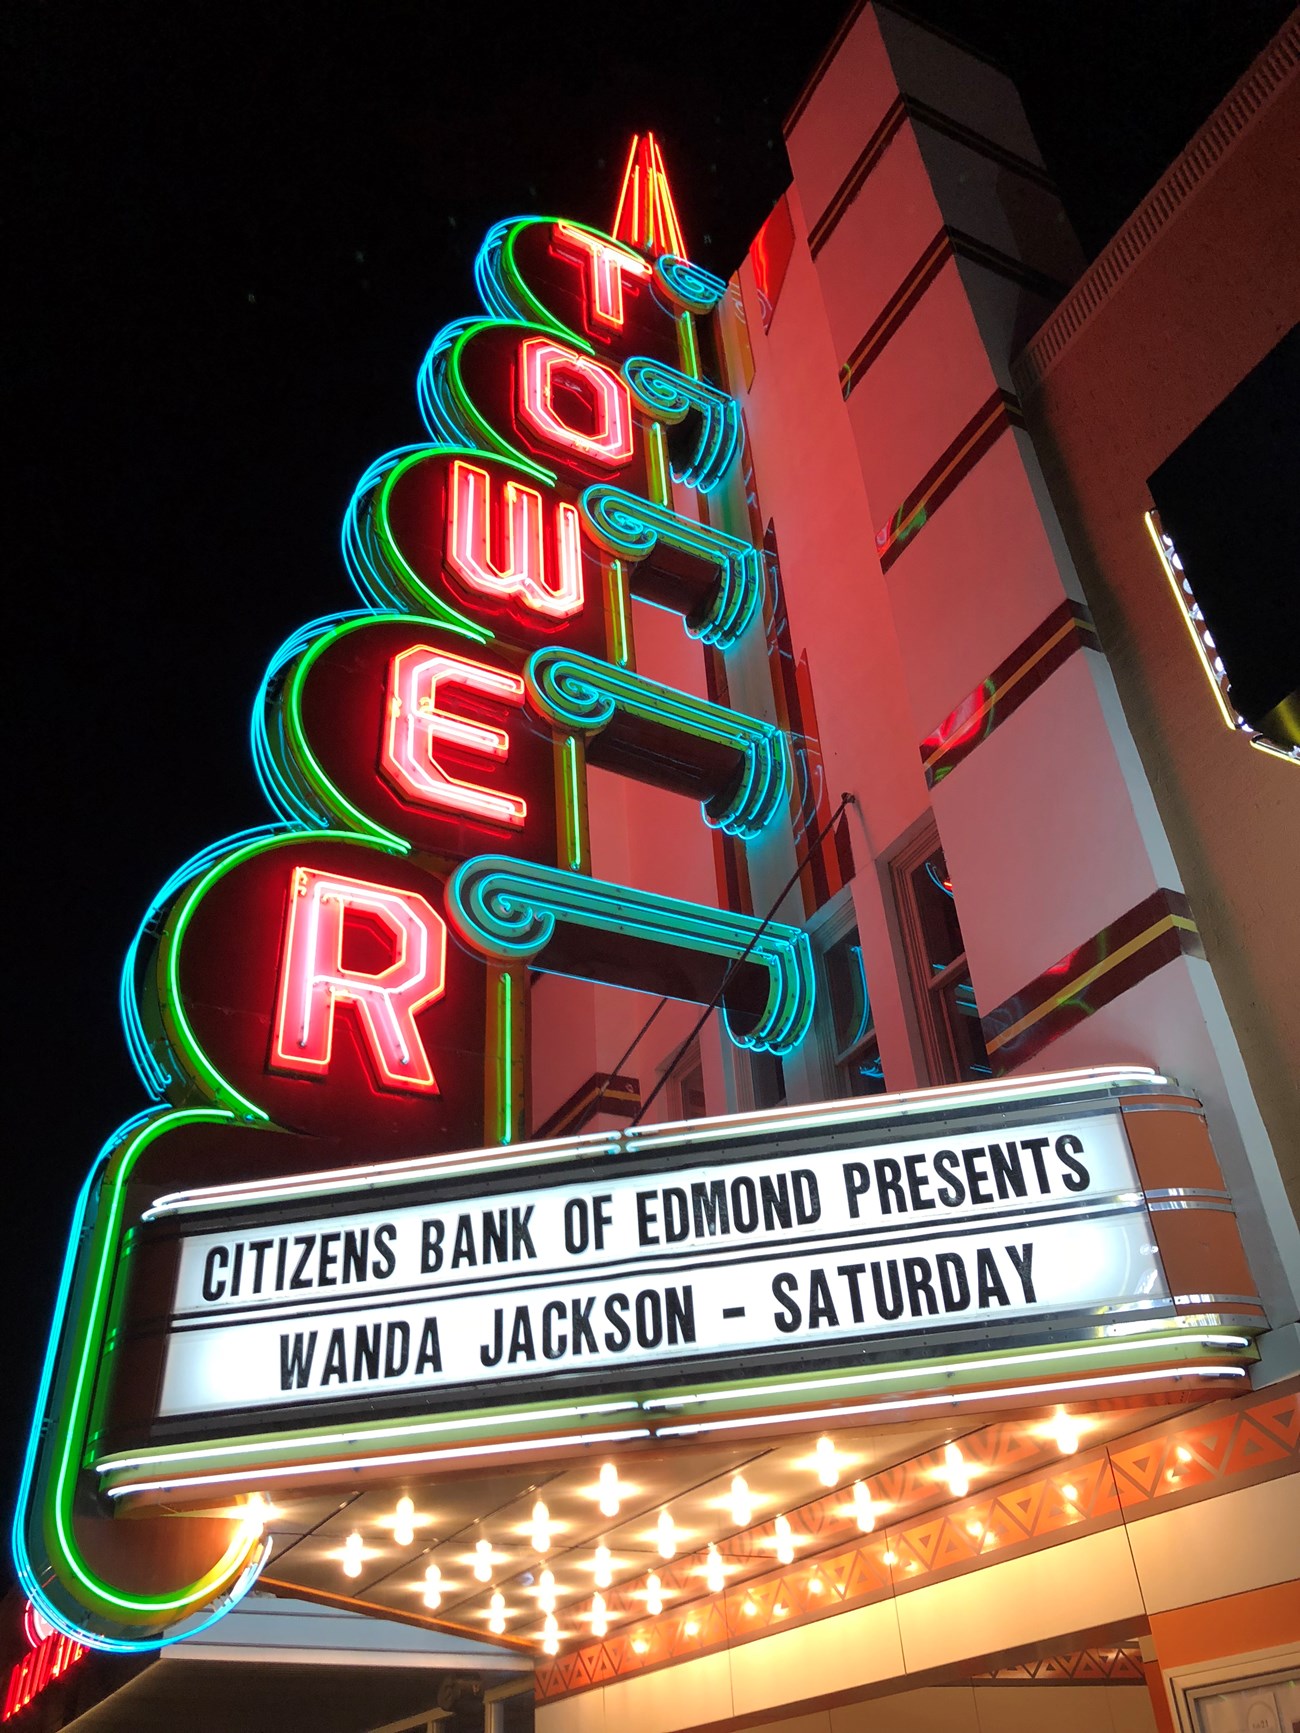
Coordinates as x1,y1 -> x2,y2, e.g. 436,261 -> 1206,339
9,0 -> 1291,1550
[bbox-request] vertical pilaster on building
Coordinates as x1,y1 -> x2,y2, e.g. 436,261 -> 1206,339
744,1 -> 1295,1322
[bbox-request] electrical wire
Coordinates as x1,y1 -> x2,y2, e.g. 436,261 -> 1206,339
630,792 -> 856,1126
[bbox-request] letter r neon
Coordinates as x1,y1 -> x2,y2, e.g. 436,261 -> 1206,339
272,867 -> 447,1092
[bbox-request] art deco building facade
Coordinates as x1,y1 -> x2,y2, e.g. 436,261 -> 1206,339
6,6 -> 1296,1731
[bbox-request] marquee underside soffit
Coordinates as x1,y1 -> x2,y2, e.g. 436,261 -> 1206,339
138,1392 -> 1211,1658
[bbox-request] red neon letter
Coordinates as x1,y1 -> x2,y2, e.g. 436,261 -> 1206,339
553,223 -> 652,329
447,459 -> 584,621
383,645 -> 527,830
272,868 -> 447,1093
517,337 -> 634,469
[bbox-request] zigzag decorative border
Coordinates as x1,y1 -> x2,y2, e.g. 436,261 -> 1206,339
535,1383 -> 1299,1702
981,887 -> 1203,1070
921,600 -> 1101,786
970,1643 -> 1145,1684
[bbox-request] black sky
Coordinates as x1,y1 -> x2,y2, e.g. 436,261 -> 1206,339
7,0 -> 1292,1542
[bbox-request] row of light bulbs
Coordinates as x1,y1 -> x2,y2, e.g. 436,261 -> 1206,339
328,1413 -> 1087,1651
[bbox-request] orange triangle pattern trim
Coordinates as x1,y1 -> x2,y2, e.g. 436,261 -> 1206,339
535,1390 -> 1298,1702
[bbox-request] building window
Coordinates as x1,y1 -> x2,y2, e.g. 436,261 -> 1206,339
891,831 -> 991,1085
820,926 -> 885,1097
667,1041 -> 707,1121
749,1050 -> 787,1110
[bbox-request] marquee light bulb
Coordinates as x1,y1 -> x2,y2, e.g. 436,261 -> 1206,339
591,1592 -> 608,1638
342,1531 -> 364,1579
489,1590 -> 506,1634
942,1443 -> 970,1498
531,1499 -> 552,1554
542,1612 -> 559,1656
774,1514 -> 795,1566
423,1564 -> 442,1610
394,1496 -> 416,1547
537,1568 -> 556,1614
241,1492 -> 271,1538
474,1539 -> 494,1582
729,1472 -> 752,1528
815,1435 -> 840,1487
657,1509 -> 676,1559
853,1481 -> 876,1533
594,1545 -> 612,1589
704,1544 -> 725,1594
646,1573 -> 663,1616
598,1462 -> 621,1518
1051,1410 -> 1081,1455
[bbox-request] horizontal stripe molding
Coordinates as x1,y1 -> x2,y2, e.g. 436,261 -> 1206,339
921,600 -> 1101,786
811,97 -> 1057,260
875,386 -> 1026,572
532,1071 -> 640,1140
982,888 -> 1204,1071
840,227 -> 1067,397
786,0 -> 1009,137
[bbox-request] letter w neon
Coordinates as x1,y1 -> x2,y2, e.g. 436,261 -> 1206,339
447,459 -> 583,621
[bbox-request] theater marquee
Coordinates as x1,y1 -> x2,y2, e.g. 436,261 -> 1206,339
156,1098 -> 1160,1418
81,1062 -> 1263,1531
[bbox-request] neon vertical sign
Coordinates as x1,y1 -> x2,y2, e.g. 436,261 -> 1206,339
2,1604 -> 85,1722
552,222 -> 653,329
17,154 -> 799,1661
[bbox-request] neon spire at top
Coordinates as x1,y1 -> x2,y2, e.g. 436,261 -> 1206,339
611,133 -> 687,259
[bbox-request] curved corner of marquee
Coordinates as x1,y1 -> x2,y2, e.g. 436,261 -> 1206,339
17,1528 -> 271,1657
13,1109 -> 274,1652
